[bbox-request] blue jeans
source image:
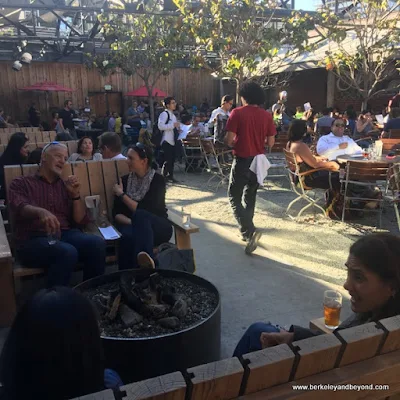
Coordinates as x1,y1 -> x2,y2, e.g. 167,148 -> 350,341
18,229 -> 106,287
117,209 -> 173,270
233,322 -> 280,358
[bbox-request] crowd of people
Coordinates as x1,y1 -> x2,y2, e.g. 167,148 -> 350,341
0,84 -> 400,399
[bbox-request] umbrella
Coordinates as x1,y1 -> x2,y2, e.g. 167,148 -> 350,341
125,86 -> 168,98
19,82 -> 74,119
19,82 -> 73,93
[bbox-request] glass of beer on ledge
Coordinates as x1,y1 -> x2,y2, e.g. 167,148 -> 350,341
324,290 -> 342,329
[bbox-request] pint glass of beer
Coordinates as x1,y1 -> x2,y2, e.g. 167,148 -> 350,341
324,290 -> 342,329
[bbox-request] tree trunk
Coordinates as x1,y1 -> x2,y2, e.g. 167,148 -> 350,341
361,99 -> 368,111
235,79 -> 240,106
145,82 -> 155,128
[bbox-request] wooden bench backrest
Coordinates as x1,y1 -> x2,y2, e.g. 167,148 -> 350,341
382,138 -> 400,153
4,160 -> 129,222
1,140 -> 78,157
0,131 -> 56,145
68,315 -> 400,400
389,129 -> 400,139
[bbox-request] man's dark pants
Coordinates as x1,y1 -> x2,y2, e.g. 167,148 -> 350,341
228,156 -> 259,239
18,229 -> 106,287
161,142 -> 176,179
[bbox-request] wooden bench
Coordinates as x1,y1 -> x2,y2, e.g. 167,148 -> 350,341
0,160 -> 199,324
71,315 -> 400,399
0,130 -> 56,145
1,140 -> 78,157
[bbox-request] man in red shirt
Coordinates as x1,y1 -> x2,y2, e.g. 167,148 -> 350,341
225,81 -> 276,254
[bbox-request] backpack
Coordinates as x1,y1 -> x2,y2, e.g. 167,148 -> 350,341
152,111 -> 170,147
156,243 -> 196,273
152,111 -> 179,147
214,113 -> 229,144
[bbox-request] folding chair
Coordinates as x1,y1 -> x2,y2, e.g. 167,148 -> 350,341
181,136 -> 204,174
200,139 -> 232,191
341,160 -> 390,226
283,149 -> 330,219
266,133 -> 288,181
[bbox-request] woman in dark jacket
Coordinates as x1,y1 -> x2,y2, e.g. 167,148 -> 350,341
233,233 -> 400,357
113,143 -> 172,269
0,132 -> 29,199
0,287 -> 122,400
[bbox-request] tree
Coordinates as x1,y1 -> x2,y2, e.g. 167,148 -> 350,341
288,0 -> 400,109
174,0 -> 289,103
96,7 -> 189,124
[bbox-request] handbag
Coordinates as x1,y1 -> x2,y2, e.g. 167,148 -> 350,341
156,243 -> 196,274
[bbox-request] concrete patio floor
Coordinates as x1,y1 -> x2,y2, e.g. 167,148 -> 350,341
186,211 -> 351,358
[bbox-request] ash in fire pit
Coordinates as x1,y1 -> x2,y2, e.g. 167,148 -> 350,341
84,270 -> 218,338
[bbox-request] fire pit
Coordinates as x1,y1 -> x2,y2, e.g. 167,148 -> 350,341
75,269 -> 221,383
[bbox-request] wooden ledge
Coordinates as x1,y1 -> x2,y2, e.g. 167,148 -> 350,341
167,210 -> 199,234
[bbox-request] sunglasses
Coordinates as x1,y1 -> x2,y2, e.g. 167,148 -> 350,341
133,142 -> 148,159
334,124 -> 345,128
42,141 -> 60,153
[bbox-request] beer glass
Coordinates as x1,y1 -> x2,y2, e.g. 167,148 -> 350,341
324,290 -> 342,329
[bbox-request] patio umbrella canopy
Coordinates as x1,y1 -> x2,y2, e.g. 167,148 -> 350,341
19,82 -> 73,92
18,82 -> 74,120
125,86 -> 168,98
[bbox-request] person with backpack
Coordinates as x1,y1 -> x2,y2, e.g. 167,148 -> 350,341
208,95 -> 234,144
157,97 -> 180,183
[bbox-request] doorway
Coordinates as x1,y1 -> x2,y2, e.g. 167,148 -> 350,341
89,92 -> 123,116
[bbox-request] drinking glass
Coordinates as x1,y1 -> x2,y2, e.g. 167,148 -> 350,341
362,148 -> 370,160
47,233 -> 57,245
182,212 -> 191,228
324,290 -> 342,329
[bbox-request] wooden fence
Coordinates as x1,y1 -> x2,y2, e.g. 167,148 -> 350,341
0,62 -> 220,121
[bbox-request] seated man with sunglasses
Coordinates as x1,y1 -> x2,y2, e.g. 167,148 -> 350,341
8,142 -> 106,287
316,118 -> 363,161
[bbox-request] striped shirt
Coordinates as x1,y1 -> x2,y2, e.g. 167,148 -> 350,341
9,175 -> 74,242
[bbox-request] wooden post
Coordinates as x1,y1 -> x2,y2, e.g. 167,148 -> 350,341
242,344 -> 295,395
335,322 -> 385,367
378,315 -> 400,354
292,334 -> 342,380
174,229 -> 192,250
0,211 -> 16,326
187,358 -> 244,400
121,371 -> 186,400
326,70 -> 335,108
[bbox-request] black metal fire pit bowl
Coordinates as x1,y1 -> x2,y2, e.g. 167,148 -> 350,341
74,269 -> 221,383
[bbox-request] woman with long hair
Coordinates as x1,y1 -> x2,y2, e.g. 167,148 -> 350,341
0,132 -> 29,198
233,233 -> 400,357
286,119 -> 339,190
68,136 -> 103,162
0,287 -> 122,400
113,143 -> 172,269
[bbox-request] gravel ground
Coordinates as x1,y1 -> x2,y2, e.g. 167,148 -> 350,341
166,166 -> 398,287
